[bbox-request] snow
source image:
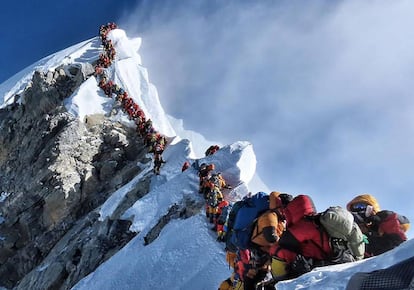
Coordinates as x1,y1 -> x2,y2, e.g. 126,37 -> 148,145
72,214 -> 231,290
108,29 -> 176,137
1,27 -> 413,290
99,163 -> 153,221
0,38 -> 101,108
64,77 -> 112,121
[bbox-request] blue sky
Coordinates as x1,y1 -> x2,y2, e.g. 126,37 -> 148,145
0,0 -> 139,83
1,0 -> 413,237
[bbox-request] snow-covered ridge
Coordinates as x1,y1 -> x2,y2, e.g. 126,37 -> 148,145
0,38 -> 100,108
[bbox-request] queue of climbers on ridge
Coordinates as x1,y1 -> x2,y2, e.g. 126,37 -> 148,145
96,23 -> 410,289
187,149 -> 411,290
96,23 -> 166,175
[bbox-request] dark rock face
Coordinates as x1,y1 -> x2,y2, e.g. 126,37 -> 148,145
143,197 -> 204,246
0,66 -> 152,289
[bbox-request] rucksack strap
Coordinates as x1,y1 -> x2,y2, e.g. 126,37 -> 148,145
304,213 -> 321,224
307,224 -> 330,261
249,219 -> 260,241
270,207 -> 284,221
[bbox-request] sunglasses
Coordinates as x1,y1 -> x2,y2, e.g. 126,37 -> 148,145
350,202 -> 368,212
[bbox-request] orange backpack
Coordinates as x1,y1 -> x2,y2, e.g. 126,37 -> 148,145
269,191 -> 282,210
251,210 -> 285,248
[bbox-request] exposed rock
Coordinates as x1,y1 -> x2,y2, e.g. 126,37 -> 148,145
0,58 -> 200,289
14,212 -> 137,290
143,197 -> 204,245
0,66 -> 152,289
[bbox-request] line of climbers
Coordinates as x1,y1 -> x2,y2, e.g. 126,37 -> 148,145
95,23 -> 410,289
185,155 -> 411,290
95,23 -> 167,175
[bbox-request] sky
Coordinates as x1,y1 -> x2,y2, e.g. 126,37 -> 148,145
2,27 -> 413,289
1,0 -> 414,238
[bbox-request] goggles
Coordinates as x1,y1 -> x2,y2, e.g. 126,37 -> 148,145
350,202 -> 368,213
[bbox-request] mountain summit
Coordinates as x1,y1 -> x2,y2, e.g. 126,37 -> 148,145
0,25 -> 413,290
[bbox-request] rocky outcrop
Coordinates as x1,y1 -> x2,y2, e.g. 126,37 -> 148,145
14,213 -> 137,290
0,66 -> 152,289
143,197 -> 204,245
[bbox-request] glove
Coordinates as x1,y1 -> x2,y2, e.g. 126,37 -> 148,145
289,255 -> 313,276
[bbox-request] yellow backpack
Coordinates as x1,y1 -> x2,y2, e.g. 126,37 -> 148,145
218,274 -> 243,290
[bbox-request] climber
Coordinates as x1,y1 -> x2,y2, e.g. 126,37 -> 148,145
207,172 -> 232,192
181,161 -> 190,172
197,163 -> 215,195
238,248 -> 274,290
145,131 -> 157,149
153,153 -> 166,175
346,194 -> 409,257
205,145 -> 220,156
251,192 -> 291,254
269,194 -> 332,280
215,200 -> 230,237
247,192 -> 292,286
226,192 -> 291,289
206,185 -> 224,224
143,119 -> 153,135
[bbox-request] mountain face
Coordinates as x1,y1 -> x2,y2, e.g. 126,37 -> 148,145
0,26 -> 250,290
0,63 -> 151,288
0,45 -> 189,290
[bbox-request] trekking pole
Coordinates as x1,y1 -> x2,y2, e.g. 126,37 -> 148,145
255,280 -> 267,290
224,181 -> 245,201
255,277 -> 275,290
228,181 -> 244,191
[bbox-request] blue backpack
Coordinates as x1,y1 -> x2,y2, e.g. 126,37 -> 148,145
225,200 -> 246,252
229,192 -> 270,250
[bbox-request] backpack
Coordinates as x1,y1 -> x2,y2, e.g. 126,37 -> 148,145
217,203 -> 232,225
229,192 -> 270,250
269,191 -> 282,210
207,188 -> 223,208
269,191 -> 294,210
251,210 -> 285,248
225,200 -> 246,252
198,163 -> 207,177
377,210 -> 409,239
204,174 -> 221,191
225,250 -> 237,269
284,195 -> 317,226
319,206 -> 365,261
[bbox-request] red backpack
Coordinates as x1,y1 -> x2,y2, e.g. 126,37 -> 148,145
377,211 -> 407,240
284,195 -> 317,226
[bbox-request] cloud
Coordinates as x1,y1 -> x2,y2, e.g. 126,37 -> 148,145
120,0 -> 414,237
